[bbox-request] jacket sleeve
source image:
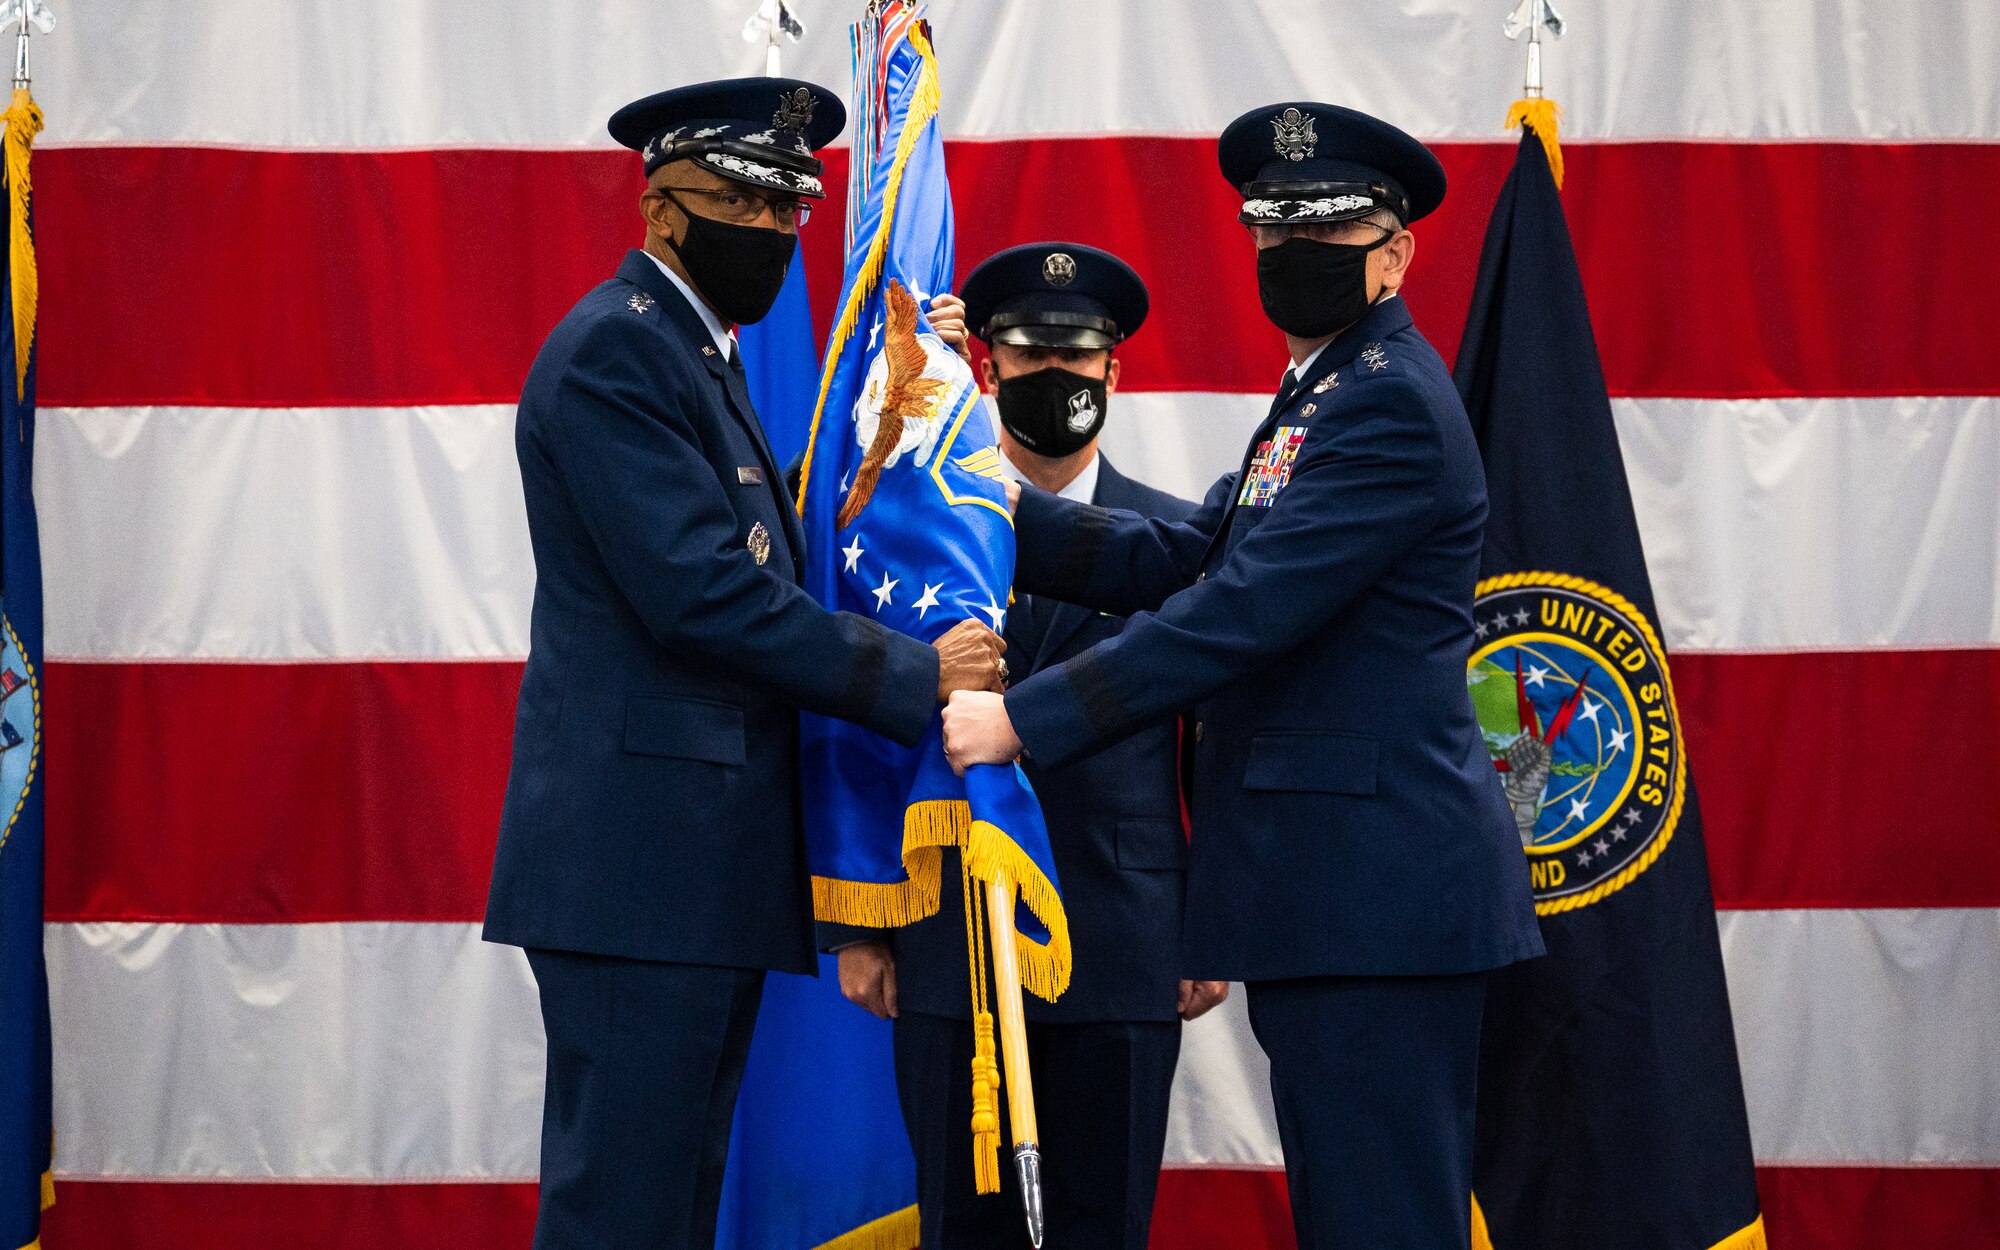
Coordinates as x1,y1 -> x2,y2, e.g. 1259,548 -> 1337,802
1012,471 -> 1237,616
543,314 -> 938,746
1007,381 -> 1445,769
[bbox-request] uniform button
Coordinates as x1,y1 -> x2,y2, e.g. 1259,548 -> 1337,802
1194,721 -> 1205,743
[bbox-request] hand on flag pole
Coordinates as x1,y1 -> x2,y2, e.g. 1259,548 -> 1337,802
942,690 -> 1024,775
934,618 -> 1008,700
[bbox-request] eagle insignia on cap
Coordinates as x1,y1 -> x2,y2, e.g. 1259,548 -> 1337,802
773,86 -> 817,134
1271,107 -> 1317,162
1042,253 -> 1077,286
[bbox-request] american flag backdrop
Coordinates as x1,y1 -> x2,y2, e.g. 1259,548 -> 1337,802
30,1 -> 2000,1246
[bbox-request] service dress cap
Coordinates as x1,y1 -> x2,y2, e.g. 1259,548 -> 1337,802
959,242 -> 1149,351
1218,102 -> 1446,228
609,76 -> 846,199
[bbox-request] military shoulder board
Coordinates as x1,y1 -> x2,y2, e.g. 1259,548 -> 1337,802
1237,426 -> 1308,507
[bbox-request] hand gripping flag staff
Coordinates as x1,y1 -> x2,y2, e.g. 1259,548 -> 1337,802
798,5 -> 1064,1244
1456,7 -> 1765,1248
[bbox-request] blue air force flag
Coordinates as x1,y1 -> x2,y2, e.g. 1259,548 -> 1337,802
798,6 -> 1068,1001
1455,124 -> 1765,1250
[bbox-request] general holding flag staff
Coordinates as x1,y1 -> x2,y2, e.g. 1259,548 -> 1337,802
481,76 -> 1003,1250
943,102 -> 1546,1249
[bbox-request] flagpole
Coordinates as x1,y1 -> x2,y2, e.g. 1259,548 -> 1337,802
983,871 -> 1045,1249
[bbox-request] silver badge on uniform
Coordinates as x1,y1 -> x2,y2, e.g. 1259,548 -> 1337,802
1042,253 -> 1077,286
1313,372 -> 1340,393
1301,403 -> 1316,418
627,291 -> 655,313
747,521 -> 772,565
737,466 -> 765,485
1066,390 -> 1099,433
1271,107 -> 1317,162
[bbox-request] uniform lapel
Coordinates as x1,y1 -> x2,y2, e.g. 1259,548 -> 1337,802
1032,457 -> 1128,669
1195,297 -> 1415,574
621,251 -> 807,576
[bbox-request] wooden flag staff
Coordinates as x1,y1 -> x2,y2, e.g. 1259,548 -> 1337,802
985,870 -> 1045,1249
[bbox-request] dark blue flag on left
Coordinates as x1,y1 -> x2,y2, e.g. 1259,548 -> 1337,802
0,81 -> 51,1250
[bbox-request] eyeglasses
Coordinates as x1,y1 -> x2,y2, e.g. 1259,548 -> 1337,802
665,185 -> 813,228
1247,220 -> 1394,248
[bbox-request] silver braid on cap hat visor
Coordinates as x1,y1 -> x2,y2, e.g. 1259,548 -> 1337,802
1237,180 -> 1405,225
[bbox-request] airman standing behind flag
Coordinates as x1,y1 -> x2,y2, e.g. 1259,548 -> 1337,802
943,102 -> 1546,1250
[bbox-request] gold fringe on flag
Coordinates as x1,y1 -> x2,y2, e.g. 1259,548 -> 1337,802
1,85 -> 40,401
809,1203 -> 921,1250
1504,96 -> 1563,189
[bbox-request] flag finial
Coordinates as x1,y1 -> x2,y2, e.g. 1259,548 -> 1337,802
741,0 -> 803,77
1503,0 -> 1566,187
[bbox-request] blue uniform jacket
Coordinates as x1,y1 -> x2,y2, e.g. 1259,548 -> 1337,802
863,458 -> 1196,1023
485,250 -> 940,974
1005,298 -> 1544,982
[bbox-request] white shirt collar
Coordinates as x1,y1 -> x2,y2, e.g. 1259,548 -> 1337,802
644,250 -> 735,359
998,445 -> 1100,505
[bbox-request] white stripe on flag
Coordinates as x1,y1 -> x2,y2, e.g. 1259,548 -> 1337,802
47,912 -> 2000,1180
39,0 -> 2000,148
39,396 -> 2000,661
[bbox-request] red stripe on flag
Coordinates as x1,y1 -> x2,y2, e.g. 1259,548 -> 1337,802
38,1168 -> 2000,1249
39,142 -> 2000,407
1678,648 -> 2000,910
42,661 -> 520,923
42,650 -> 2000,922
40,1180 -> 537,1250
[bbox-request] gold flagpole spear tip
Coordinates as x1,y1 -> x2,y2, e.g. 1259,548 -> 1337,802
1503,0 -> 1567,187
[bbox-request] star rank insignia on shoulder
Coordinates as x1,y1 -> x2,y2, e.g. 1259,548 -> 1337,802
626,291 -> 656,314
1360,342 -> 1389,371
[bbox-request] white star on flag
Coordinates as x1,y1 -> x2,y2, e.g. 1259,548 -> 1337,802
1577,697 -> 1602,725
1525,664 -> 1552,688
1607,727 -> 1631,755
842,536 -> 865,573
1474,620 -> 1490,640
913,583 -> 943,618
1593,838 -> 1611,856
1566,796 -> 1591,825
1513,608 -> 1530,626
872,571 -> 899,609
978,595 -> 1006,630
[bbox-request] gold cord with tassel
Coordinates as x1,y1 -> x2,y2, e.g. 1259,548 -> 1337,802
1504,96 -> 1564,189
962,860 -> 1002,1194
1,84 -> 40,401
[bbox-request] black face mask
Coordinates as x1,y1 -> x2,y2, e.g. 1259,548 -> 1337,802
664,192 -> 799,326
995,366 -> 1108,457
1255,231 -> 1393,339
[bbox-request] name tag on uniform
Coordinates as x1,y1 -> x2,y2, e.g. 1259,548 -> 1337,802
737,467 -> 765,485
1237,426 -> 1307,507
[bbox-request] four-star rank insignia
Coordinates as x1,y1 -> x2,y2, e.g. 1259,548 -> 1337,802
1466,573 -> 1687,915
1271,106 -> 1317,162
747,521 -> 772,566
626,291 -> 655,314
1360,342 -> 1389,371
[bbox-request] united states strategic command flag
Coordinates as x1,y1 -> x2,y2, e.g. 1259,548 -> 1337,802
0,82 -> 50,1250
1455,121 -> 1766,1250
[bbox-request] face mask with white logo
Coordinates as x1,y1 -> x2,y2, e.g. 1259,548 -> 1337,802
994,366 -> 1108,457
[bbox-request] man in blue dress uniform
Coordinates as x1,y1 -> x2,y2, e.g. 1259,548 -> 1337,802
483,79 -> 1004,1250
942,105 -> 1545,1250
835,243 -> 1228,1248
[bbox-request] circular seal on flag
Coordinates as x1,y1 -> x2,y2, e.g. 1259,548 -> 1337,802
0,609 -> 40,857
1465,573 -> 1686,914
